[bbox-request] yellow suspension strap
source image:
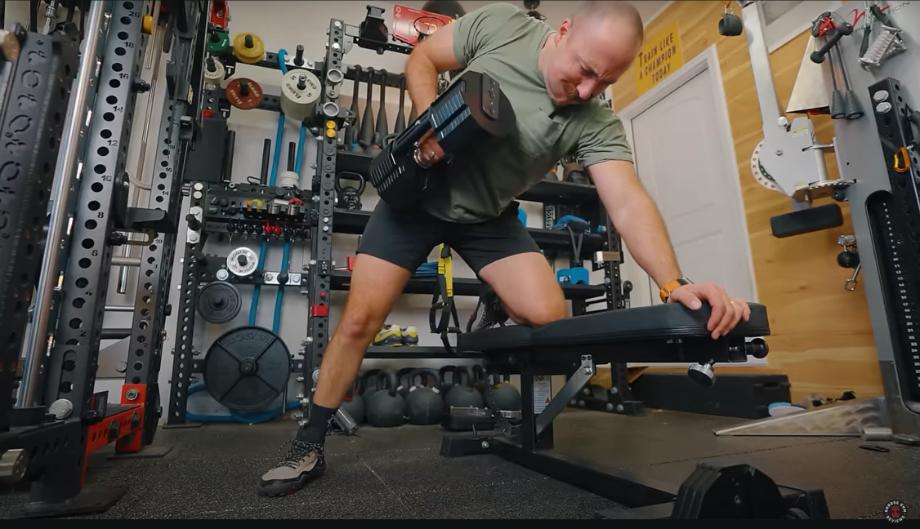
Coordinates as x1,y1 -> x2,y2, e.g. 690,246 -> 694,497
429,243 -> 462,354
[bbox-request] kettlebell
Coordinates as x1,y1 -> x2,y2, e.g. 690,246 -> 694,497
365,370 -> 406,427
439,365 -> 457,397
490,374 -> 522,412
471,365 -> 488,400
360,368 -> 384,401
445,366 -> 484,411
339,377 -> 365,424
396,367 -> 415,399
335,171 -> 366,211
718,9 -> 743,37
406,368 -> 444,425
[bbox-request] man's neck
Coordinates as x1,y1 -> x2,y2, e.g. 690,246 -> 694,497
537,31 -> 556,80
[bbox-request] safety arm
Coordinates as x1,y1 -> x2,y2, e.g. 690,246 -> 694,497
588,160 -> 682,289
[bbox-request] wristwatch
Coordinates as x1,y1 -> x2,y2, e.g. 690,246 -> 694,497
659,276 -> 693,303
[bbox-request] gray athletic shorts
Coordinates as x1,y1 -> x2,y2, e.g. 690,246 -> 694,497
356,200 -> 540,275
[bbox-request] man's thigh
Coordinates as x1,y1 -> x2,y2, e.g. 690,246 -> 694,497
476,252 -> 566,326
447,204 -> 566,326
357,200 -> 445,272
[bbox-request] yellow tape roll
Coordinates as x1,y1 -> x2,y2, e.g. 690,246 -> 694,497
232,32 -> 264,64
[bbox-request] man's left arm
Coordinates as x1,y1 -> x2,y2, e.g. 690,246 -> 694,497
587,160 -> 751,339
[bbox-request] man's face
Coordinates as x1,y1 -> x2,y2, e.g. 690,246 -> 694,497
544,16 -> 640,106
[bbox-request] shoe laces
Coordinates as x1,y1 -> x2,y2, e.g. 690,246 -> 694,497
280,440 -> 323,469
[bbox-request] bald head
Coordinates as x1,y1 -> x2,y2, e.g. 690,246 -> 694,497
572,1 -> 644,46
539,1 -> 644,106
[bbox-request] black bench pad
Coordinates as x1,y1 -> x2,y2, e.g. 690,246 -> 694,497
460,303 -> 769,353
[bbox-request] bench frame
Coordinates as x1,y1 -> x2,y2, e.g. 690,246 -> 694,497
440,332 -> 821,517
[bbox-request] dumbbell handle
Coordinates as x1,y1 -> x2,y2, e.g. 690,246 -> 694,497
811,24 -> 853,63
395,109 -> 434,155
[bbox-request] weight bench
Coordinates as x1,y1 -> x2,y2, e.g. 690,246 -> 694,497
443,302 -> 830,519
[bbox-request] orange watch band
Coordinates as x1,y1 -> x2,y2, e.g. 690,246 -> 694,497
659,277 -> 692,303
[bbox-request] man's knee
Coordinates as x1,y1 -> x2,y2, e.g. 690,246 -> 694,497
515,298 -> 567,327
336,304 -> 383,342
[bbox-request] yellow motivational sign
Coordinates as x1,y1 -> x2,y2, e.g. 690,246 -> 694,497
636,21 -> 684,95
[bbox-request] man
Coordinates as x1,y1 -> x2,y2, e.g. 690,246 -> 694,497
259,1 -> 751,497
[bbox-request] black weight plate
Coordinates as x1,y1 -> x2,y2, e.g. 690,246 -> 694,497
204,326 -> 291,411
197,281 -> 242,323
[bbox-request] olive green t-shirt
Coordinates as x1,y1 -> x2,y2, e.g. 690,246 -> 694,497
422,3 -> 633,223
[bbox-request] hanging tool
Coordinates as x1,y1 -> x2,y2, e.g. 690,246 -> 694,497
859,4 -> 906,69
359,67 -> 376,153
345,65 -> 362,152
825,51 -> 846,119
718,0 -> 743,36
271,87 -> 310,335
811,14 -> 853,120
371,68 -> 389,155
429,244 -> 462,355
836,234 -> 861,291
552,215 -> 591,285
394,75 -> 407,134
832,42 -> 863,120
251,51 -> 290,327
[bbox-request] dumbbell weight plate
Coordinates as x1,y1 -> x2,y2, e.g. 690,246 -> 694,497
204,326 -> 291,411
227,247 -> 258,277
197,281 -> 242,324
225,78 -> 263,110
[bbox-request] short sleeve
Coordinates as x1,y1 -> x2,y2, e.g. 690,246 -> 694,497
576,110 -> 634,167
452,4 -> 522,67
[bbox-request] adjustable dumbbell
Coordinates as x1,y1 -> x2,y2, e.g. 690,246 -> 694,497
367,70 -> 515,209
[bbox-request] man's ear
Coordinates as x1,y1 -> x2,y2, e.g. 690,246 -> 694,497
558,18 -> 572,40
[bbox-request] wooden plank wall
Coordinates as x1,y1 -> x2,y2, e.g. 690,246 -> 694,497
600,1 -> 883,402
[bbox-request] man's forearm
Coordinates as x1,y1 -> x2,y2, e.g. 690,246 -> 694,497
607,191 -> 681,288
405,53 -> 441,112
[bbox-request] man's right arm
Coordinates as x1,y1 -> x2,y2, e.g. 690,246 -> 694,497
403,24 -> 464,164
404,25 -> 464,114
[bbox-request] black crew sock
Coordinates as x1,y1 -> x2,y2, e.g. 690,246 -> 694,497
295,403 -> 336,444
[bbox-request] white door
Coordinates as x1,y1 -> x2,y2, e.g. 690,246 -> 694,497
620,49 -> 757,311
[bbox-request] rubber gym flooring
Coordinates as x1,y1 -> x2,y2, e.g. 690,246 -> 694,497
1,408 -> 918,519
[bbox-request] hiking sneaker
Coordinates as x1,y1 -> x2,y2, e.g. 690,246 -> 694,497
401,326 -> 418,346
258,440 -> 326,497
372,324 -> 402,346
467,289 -> 509,331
